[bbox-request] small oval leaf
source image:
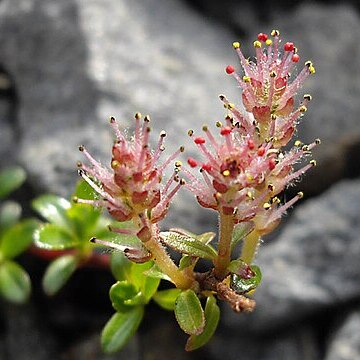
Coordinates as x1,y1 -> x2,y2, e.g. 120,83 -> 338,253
186,295 -> 220,351
34,224 -> 79,250
0,261 -> 31,304
160,232 -> 217,260
230,265 -> 262,294
42,254 -> 78,295
32,195 -> 70,227
109,281 -> 143,312
175,289 -> 205,335
0,167 -> 26,199
101,307 -> 144,354
153,288 -> 181,311
0,219 -> 38,259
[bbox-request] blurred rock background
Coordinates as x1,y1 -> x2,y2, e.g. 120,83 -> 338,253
0,0 -> 360,359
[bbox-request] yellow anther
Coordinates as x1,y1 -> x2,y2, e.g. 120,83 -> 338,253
246,174 -> 254,181
111,160 -> 120,168
187,129 -> 194,137
175,161 -> 182,168
246,191 -> 253,198
299,105 -> 307,113
315,138 -> 321,145
266,39 -> 273,46
227,103 -> 235,110
263,203 -> 271,210
179,146 -> 185,152
272,197 -> 281,204
305,60 -> 313,67
215,192 -> 222,200
243,75 -> 251,83
297,191 -> 304,199
222,169 -> 230,177
269,71 -> 277,78
294,46 -> 298,54
216,121 -> 222,128
303,94 -> 312,101
310,160 -> 317,166
271,29 -> 280,37
135,112 -> 142,119
309,65 -> 316,74
294,140 -> 302,147
232,41 -> 240,49
253,40 -> 262,48
202,125 -> 208,131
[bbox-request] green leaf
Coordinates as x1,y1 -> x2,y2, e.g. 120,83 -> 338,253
175,289 -> 205,335
42,254 -> 78,296
0,167 -> 26,199
196,232 -> 216,245
0,219 -> 38,259
34,224 -> 79,250
230,222 -> 255,252
74,179 -> 98,200
110,252 -> 132,281
0,201 -> 22,232
109,281 -> 144,311
170,228 -> 216,245
178,255 -> 194,271
186,295 -> 220,351
32,195 -> 70,228
230,265 -> 262,295
143,263 -> 172,282
130,262 -> 160,302
153,288 -> 181,311
0,260 -> 31,303
160,231 -> 217,260
101,307 -> 144,354
65,204 -> 101,240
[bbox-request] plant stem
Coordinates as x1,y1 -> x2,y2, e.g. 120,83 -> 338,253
241,229 -> 261,264
214,212 -> 235,279
145,225 -> 196,290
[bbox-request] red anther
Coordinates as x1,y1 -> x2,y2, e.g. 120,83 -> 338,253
220,126 -> 232,135
257,147 -> 265,156
225,65 -> 235,74
194,137 -> 206,144
202,163 -> 212,172
187,157 -> 198,168
268,158 -> 276,170
257,33 -> 268,42
292,54 -> 300,63
284,42 -> 295,52
247,139 -> 255,150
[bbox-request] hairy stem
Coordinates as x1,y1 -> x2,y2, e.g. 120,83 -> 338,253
144,224 -> 196,290
241,229 -> 261,264
214,212 -> 235,279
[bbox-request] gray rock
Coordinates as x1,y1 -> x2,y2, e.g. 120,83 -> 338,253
62,333 -> 140,360
1,303 -> 57,360
223,179 -> 360,332
0,0 -> 238,232
209,325 -> 319,360
325,309 -> 360,360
